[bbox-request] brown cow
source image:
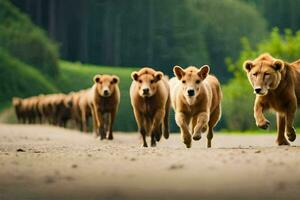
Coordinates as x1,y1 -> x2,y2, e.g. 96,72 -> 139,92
89,74 -> 120,140
170,65 -> 222,148
130,67 -> 170,147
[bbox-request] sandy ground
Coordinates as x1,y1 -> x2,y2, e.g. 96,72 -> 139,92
1,124 -> 300,200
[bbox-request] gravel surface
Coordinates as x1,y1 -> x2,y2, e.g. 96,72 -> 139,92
1,124 -> 300,200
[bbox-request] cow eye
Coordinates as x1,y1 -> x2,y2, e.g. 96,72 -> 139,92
195,80 -> 201,84
99,81 -> 102,84
150,80 -> 154,84
110,81 -> 114,84
182,80 -> 186,84
138,80 -> 142,83
252,73 -> 258,76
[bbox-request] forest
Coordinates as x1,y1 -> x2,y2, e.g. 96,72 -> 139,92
2,0 -> 300,131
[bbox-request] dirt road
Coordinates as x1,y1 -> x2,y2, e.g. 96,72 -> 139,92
1,124 -> 300,200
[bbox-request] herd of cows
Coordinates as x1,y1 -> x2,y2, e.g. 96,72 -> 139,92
12,53 -> 300,148
12,74 -> 120,140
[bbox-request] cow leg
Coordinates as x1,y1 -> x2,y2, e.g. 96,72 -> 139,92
175,112 -> 191,148
276,113 -> 289,145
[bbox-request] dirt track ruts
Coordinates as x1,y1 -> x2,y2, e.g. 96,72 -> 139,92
1,124 -> 300,200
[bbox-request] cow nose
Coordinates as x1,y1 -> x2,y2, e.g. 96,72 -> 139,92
104,90 -> 109,96
187,89 -> 195,97
255,88 -> 262,94
143,88 -> 149,94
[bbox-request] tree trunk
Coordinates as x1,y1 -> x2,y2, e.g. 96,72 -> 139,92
103,0 -> 113,65
114,12 -> 121,66
147,0 -> 154,66
36,0 -> 42,26
48,0 -> 56,39
80,0 -> 89,63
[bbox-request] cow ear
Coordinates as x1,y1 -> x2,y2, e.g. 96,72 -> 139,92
112,75 -> 119,84
198,65 -> 210,80
273,59 -> 284,71
154,71 -> 163,82
173,66 -> 185,80
93,74 -> 101,83
243,60 -> 254,72
131,71 -> 139,81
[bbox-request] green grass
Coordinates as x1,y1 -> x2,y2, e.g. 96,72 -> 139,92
0,48 -> 58,107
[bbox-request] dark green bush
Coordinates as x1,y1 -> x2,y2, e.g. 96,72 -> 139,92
0,0 -> 59,77
0,48 -> 58,104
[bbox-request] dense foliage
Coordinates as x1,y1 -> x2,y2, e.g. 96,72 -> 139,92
243,0 -> 300,32
0,48 -> 58,107
192,0 -> 267,80
0,0 -> 59,76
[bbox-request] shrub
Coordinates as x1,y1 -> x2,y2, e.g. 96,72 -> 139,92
0,48 -> 58,104
0,0 -> 59,77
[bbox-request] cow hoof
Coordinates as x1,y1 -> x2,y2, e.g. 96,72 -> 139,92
257,120 -> 270,130
141,143 -> 148,148
207,142 -> 212,148
151,142 -> 156,147
184,140 -> 192,148
108,135 -> 113,140
155,133 -> 161,142
192,134 -> 201,141
100,136 -> 106,140
277,138 -> 290,146
287,133 -> 296,142
164,131 -> 169,139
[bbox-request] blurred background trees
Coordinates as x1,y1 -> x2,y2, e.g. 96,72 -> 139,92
10,0 -> 267,81
2,0 -> 300,131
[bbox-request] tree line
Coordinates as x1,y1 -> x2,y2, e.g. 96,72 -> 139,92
11,0 -> 269,81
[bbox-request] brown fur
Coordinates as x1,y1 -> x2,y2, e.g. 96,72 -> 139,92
34,95 -> 44,124
54,93 -> 73,127
243,53 -> 300,145
130,67 -> 170,147
89,74 -> 120,140
39,94 -> 56,124
170,65 -> 222,148
12,85 -> 118,133
12,97 -> 24,123
13,94 -> 73,127
23,97 -> 37,124
69,91 -> 84,130
21,96 -> 41,124
77,90 -> 92,133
